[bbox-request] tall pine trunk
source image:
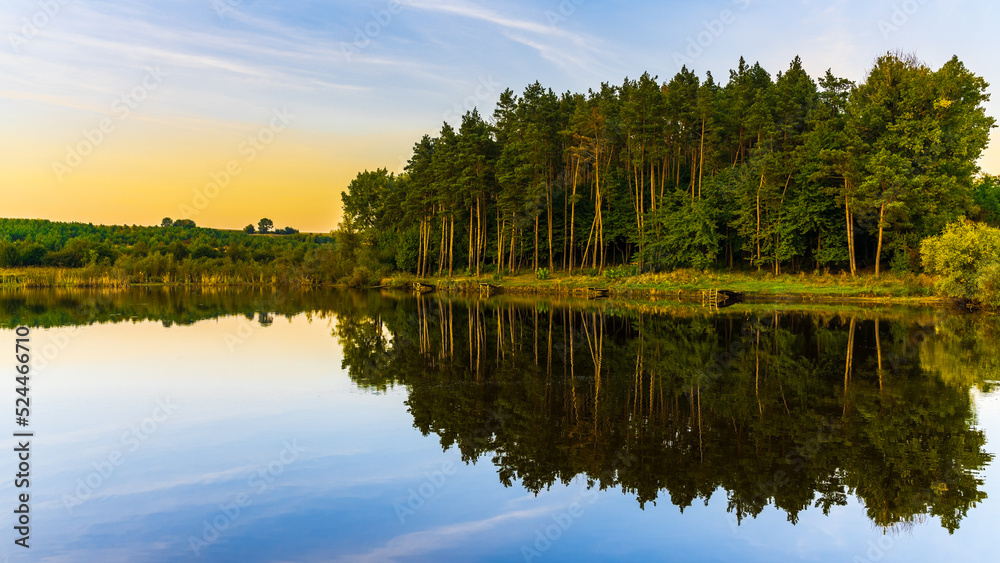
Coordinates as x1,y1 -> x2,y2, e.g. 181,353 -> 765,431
875,201 -> 886,279
845,184 -> 857,278
569,152 -> 581,273
448,215 -> 455,277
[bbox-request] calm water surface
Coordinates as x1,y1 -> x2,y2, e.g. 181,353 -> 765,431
1,288 -> 997,562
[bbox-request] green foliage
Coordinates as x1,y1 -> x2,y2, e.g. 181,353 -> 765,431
18,243 -> 47,266
603,264 -> 638,280
345,266 -> 376,288
535,267 -> 550,280
847,54 -> 995,274
393,228 -> 419,272
326,54 -> 992,279
0,240 -> 17,267
643,190 -> 720,270
890,248 -> 912,274
342,168 -> 397,244
257,218 -> 273,234
0,218 -> 346,287
190,244 -> 222,259
244,224 -> 255,234
972,174 -> 1000,226
921,220 -> 1000,307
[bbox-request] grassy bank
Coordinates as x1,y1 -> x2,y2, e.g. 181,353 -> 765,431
384,269 -> 952,305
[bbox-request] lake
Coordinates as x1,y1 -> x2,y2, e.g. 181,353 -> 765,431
1,287 -> 997,562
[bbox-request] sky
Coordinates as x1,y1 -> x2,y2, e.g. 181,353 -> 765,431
0,0 -> 997,233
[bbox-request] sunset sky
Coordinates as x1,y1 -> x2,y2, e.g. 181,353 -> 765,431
1,0 -> 997,233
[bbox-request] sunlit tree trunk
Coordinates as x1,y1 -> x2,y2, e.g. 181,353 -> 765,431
448,215 -> 455,277
569,152 -> 581,273
534,216 -> 539,272
845,182 -> 857,278
547,167 -> 554,271
756,173 -> 764,270
468,204 -> 475,276
875,201 -> 886,278
698,115 -> 706,200
496,211 -> 504,275
437,214 -> 447,277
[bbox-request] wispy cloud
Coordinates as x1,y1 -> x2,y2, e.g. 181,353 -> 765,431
0,0 -> 443,123
400,0 -> 616,75
335,506 -> 553,562
402,0 -> 569,37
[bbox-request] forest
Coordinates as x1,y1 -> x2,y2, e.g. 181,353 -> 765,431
342,53 -> 998,279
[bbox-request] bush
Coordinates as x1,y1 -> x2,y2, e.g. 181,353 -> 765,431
921,220 -> 1000,307
603,264 -> 639,280
0,241 -> 17,267
346,266 -> 375,288
890,248 -> 912,274
536,267 -> 550,280
978,264 -> 1000,308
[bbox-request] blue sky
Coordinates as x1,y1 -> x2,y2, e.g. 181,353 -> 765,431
1,0 -> 997,230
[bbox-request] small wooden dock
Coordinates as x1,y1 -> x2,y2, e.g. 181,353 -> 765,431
586,287 -> 610,299
701,289 -> 744,309
413,282 -> 436,294
479,283 -> 502,297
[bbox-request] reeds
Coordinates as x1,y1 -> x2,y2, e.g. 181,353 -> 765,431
0,265 -> 324,289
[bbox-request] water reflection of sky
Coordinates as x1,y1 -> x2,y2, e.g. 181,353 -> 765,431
1,315 -> 997,562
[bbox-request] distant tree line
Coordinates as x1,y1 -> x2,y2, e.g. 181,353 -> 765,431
0,218 -> 376,287
159,217 -> 299,235
342,53 -> 997,278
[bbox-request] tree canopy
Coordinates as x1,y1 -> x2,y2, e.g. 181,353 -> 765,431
341,53 -> 994,278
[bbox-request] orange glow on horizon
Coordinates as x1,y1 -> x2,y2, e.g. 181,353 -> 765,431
2,118 -> 419,233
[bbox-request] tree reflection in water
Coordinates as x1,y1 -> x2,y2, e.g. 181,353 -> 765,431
333,293 -> 995,534
1,288 -> 993,533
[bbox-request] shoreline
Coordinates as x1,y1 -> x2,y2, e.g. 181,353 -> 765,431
385,271 -> 965,308
0,267 -> 971,309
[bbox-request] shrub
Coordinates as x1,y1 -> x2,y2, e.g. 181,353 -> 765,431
921,220 -> 1000,307
536,267 -> 551,280
978,263 -> 1000,308
346,266 -> 375,288
890,248 -> 912,274
603,264 -> 639,280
